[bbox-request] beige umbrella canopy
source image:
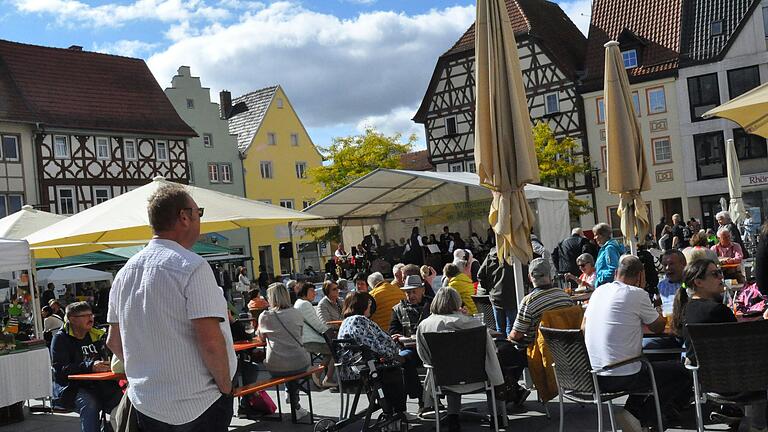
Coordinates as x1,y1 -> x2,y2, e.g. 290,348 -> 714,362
704,81 -> 768,138
0,205 -> 66,239
25,176 -> 320,258
474,0 -> 540,265
604,41 -> 650,252
725,139 -> 748,224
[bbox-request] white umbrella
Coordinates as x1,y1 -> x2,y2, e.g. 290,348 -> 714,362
725,139 -> 747,224
0,205 -> 66,239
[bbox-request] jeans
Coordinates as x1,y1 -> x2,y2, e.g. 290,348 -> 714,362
74,387 -> 121,432
493,307 -> 516,335
597,361 -> 692,426
399,348 -> 423,400
270,369 -> 308,410
135,394 -> 233,432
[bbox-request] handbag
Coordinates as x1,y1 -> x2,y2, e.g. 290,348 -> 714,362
241,390 -> 277,416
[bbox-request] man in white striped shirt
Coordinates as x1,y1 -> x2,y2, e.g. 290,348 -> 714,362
106,184 -> 236,431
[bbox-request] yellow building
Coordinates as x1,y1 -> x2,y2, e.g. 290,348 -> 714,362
223,85 -> 323,276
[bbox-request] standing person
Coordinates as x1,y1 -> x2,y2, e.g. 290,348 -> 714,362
368,272 -> 405,330
106,184 -> 237,431
658,225 -> 673,251
419,265 -> 437,297
409,227 -> 424,266
552,228 -> 591,279
42,305 -> 64,333
238,266 -> 251,293
362,227 -> 381,257
257,265 -> 269,296
444,262 -> 477,315
41,282 -> 56,308
654,217 -> 666,242
670,214 -> 688,250
477,246 -> 517,335
592,223 -> 625,287
439,226 -> 451,252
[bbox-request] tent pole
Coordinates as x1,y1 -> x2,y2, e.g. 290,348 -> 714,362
288,222 -> 295,276
466,186 -> 473,235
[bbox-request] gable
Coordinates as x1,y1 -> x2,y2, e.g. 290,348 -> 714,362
680,0 -> 761,65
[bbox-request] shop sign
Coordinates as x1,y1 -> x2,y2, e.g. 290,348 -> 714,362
742,172 -> 768,187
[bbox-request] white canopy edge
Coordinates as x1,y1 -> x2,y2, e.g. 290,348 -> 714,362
0,238 -> 32,273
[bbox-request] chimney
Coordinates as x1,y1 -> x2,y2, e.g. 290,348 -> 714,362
219,90 -> 232,120
68,45 -> 83,51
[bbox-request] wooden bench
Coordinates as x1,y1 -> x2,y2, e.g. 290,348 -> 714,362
233,365 -> 324,424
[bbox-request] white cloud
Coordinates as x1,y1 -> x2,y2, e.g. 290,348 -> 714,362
356,106 -> 425,148
557,0 -> 591,36
92,40 -> 159,57
10,0 -> 231,27
147,1 -> 475,135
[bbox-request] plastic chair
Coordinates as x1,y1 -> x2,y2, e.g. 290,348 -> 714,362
686,320 -> 768,432
539,326 -> 663,432
422,326 -> 499,432
470,295 -> 497,330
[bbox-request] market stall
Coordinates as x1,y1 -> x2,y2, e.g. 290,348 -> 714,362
36,266 -> 114,300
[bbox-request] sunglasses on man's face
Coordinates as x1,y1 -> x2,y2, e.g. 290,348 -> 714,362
182,207 -> 205,218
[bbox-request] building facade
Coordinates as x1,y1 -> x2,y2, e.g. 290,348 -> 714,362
579,0 -> 691,235
224,86 -> 323,276
675,0 -> 768,229
0,40 -> 195,215
413,0 -> 597,225
164,66 -> 251,259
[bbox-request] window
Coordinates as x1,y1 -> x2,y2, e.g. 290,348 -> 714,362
596,97 -> 605,123
276,98 -> 284,108
2,136 -> 18,161
600,146 -> 607,171
646,87 -> 667,114
155,141 -> 168,161
267,133 -> 277,146
711,20 -> 723,36
652,137 -> 672,164
688,73 -> 720,121
631,91 -> 641,116
186,98 -> 194,109
7,194 -> 22,214
445,116 -> 457,135
208,163 -> 219,183
728,66 -> 760,99
203,134 -> 213,148
53,135 -> 69,159
693,131 -> 726,180
302,200 -> 312,209
449,162 -> 463,172
295,162 -> 307,179
96,137 -> 110,160
733,128 -> 768,160
279,199 -> 294,209
291,133 -> 299,146
123,139 -> 137,160
188,161 -> 194,184
58,187 -> 76,215
260,161 -> 273,179
93,187 -> 111,204
468,161 -> 476,173
622,49 -> 638,69
544,92 -> 560,115
220,163 -> 232,183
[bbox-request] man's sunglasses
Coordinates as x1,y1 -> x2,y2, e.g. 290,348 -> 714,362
182,207 -> 205,218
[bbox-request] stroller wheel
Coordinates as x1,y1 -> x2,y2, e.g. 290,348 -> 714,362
314,418 -> 337,432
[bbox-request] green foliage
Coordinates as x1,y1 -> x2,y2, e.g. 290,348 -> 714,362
532,122 -> 593,218
305,128 -> 415,242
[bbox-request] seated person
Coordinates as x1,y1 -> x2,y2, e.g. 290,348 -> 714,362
711,228 -> 745,283
51,302 -> 122,432
584,256 -> 692,431
416,287 -> 504,431
389,275 -> 431,410
42,305 -> 64,332
565,253 -> 596,292
683,231 -> 718,265
656,249 -> 686,315
317,280 -> 343,324
353,272 -> 369,293
247,289 -> 268,320
368,272 -> 404,330
294,282 -> 336,388
444,261 -> 476,315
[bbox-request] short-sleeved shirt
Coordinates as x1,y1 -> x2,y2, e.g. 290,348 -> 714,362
682,299 -> 737,363
656,278 -> 681,315
107,239 -> 237,425
512,286 -> 573,346
584,280 -> 660,376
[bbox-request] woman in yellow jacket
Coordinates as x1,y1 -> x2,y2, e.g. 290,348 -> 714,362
444,261 -> 477,315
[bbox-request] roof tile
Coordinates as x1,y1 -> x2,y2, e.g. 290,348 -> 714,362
227,86 -> 278,153
680,0 -> 760,65
399,150 -> 434,171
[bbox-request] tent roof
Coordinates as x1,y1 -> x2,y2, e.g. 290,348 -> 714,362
0,238 -> 31,273
37,266 -> 113,285
304,169 -> 569,220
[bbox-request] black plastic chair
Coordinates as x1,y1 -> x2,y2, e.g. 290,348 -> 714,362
422,326 -> 499,432
686,320 -> 768,432
539,326 -> 663,432
470,295 -> 497,330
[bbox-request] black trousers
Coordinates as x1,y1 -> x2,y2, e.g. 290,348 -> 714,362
135,394 -> 233,432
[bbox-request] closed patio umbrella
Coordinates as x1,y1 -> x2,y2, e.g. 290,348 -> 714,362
474,0 -> 540,301
704,81 -> 768,138
725,138 -> 747,225
604,41 -> 650,254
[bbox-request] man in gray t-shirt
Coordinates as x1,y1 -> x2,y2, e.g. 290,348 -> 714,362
106,184 -> 236,431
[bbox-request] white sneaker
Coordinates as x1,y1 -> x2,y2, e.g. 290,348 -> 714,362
614,408 -> 643,432
295,407 -> 310,419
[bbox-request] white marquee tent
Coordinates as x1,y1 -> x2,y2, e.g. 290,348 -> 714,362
302,169 -> 570,253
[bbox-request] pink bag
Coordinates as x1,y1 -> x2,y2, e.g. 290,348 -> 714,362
245,390 -> 277,415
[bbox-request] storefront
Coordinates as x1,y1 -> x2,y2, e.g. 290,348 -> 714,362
698,171 -> 768,233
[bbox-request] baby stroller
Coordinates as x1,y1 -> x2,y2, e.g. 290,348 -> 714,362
313,337 -> 407,432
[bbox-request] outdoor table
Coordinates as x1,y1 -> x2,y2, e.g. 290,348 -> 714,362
68,371 -> 126,381
0,347 -> 52,408
327,320 -> 343,327
234,338 -> 265,352
570,291 -> 592,303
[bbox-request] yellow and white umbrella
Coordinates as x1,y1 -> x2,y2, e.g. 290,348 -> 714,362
0,205 -> 66,239
704,81 -> 768,138
25,176 -> 320,258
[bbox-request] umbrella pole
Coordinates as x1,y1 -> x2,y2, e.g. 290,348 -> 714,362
512,256 -> 533,387
630,237 -> 638,256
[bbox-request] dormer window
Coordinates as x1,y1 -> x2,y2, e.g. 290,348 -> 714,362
622,49 -> 638,69
711,20 -> 723,36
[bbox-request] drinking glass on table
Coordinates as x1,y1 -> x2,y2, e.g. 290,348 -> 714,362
472,313 -> 485,325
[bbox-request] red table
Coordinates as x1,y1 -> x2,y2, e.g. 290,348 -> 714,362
68,371 -> 126,381
234,338 -> 265,352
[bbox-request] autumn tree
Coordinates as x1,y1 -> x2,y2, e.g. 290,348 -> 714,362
533,121 -> 593,219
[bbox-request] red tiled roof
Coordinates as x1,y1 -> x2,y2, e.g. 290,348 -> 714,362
399,150 -> 434,171
0,40 -> 196,137
581,0 -> 681,90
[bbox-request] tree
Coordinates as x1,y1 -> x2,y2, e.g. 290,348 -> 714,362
305,128 -> 416,241
532,121 -> 593,219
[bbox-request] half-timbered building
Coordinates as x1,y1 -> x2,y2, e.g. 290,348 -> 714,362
413,0 -> 596,223
0,40 -> 196,214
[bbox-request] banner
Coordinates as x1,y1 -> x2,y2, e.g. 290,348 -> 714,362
421,198 -> 493,226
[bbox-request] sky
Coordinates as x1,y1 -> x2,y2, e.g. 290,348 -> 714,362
0,0 -> 592,150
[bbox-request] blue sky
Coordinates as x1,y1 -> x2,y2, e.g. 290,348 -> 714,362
0,0 -> 591,150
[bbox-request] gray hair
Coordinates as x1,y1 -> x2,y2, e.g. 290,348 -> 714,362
453,259 -> 468,273
592,223 -> 612,239
392,263 -> 405,276
616,255 -> 644,279
367,272 -> 384,289
65,301 -> 91,318
430,287 -> 463,315
266,283 -> 292,310
716,211 -> 732,222
576,253 -> 594,266
571,227 -> 583,236
717,226 -> 732,238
